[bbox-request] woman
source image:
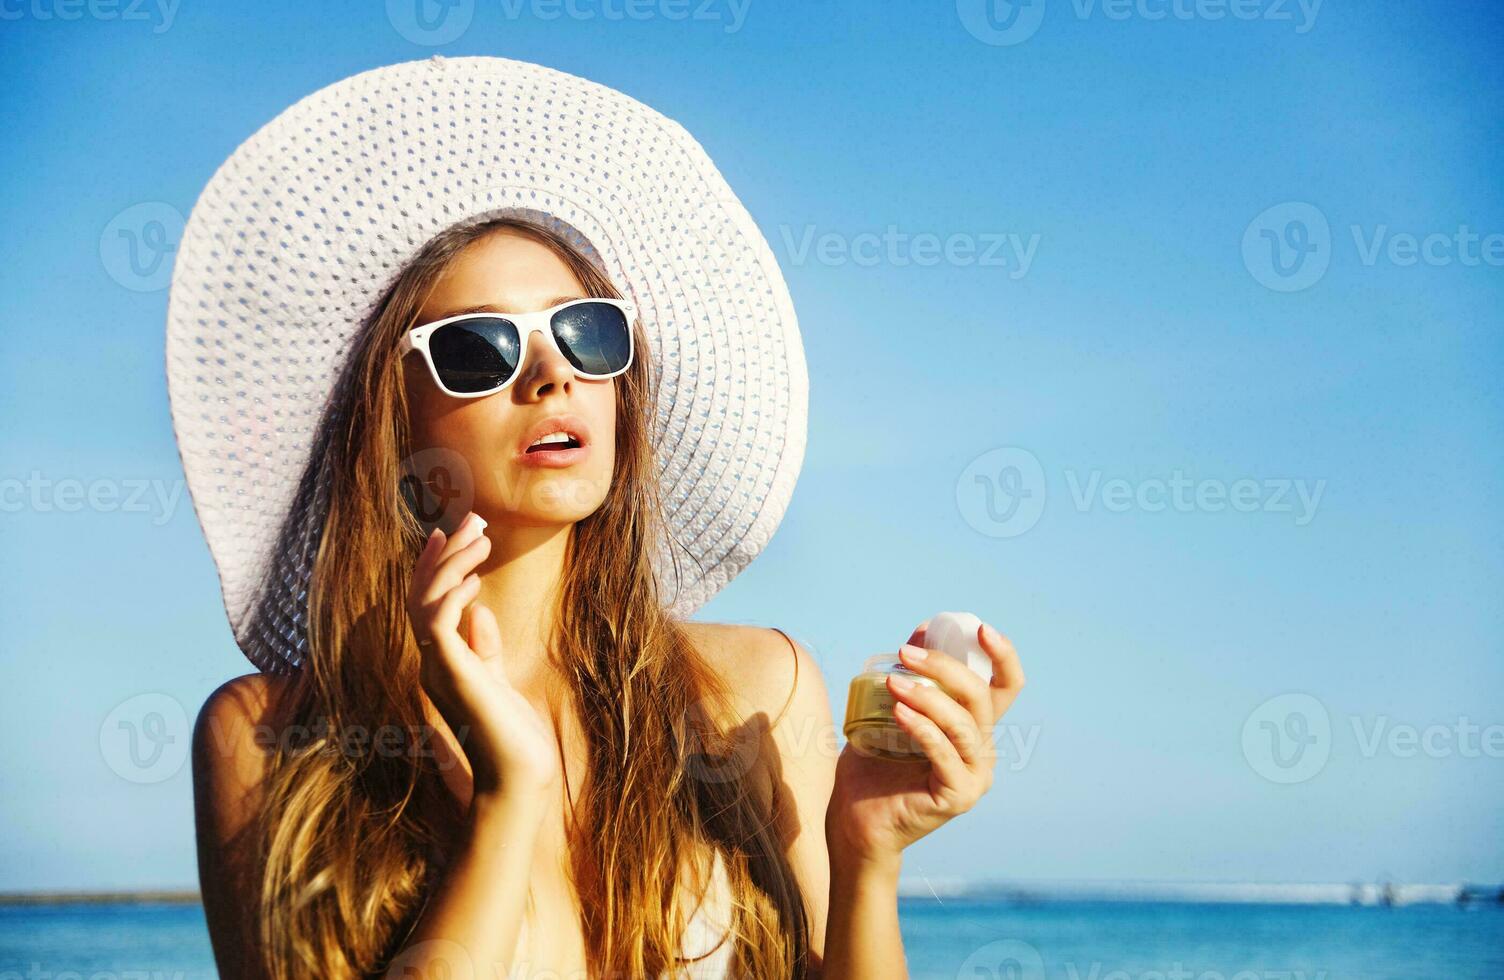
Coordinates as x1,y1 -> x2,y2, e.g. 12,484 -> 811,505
175,59 -> 1025,980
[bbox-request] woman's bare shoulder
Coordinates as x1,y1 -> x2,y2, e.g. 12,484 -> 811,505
191,672 -> 296,839
682,622 -> 838,893
192,672 -> 299,976
681,622 -> 832,734
194,672 -> 295,754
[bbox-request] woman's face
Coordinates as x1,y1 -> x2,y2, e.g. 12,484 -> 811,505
401,229 -> 618,532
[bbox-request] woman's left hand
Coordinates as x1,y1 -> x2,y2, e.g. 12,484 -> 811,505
826,618 -> 1026,867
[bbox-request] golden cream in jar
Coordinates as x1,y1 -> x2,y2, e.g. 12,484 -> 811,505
842,654 -> 940,760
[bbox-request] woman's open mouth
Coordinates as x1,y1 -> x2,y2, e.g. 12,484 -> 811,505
517,415 -> 592,468
525,434 -> 583,453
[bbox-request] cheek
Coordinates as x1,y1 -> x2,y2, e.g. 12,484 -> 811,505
597,386 -> 620,462
406,396 -> 469,463
400,411 -> 490,528
402,365 -> 445,443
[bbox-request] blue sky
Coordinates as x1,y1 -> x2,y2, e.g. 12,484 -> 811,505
1,1 -> 1501,891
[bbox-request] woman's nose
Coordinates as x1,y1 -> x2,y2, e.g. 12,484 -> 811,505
517,334 -> 574,397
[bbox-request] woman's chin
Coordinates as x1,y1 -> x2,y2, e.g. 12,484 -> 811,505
479,476 -> 609,525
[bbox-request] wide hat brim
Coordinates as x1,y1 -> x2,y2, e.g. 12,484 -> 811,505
165,55 -> 807,674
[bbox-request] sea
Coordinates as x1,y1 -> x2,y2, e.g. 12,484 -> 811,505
0,898 -> 1500,979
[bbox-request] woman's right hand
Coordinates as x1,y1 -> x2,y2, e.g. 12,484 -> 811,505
407,510 -> 560,804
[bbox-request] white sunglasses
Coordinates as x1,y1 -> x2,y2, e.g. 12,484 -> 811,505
400,297 -> 637,398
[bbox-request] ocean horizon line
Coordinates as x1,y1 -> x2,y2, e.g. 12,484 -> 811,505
894,877 -> 1504,906
4,880 -> 1501,908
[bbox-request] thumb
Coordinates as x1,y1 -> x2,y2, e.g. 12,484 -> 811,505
468,601 -> 507,670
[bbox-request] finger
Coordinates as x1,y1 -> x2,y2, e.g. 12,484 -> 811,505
898,643 -> 993,728
430,511 -> 487,570
422,572 -> 482,653
978,623 -> 1026,716
420,530 -> 492,607
411,511 -> 484,601
904,619 -> 930,649
892,700 -> 969,801
413,524 -> 447,580
887,674 -> 986,766
467,600 -> 506,668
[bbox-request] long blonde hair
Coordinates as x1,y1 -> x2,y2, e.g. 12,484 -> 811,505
244,216 -> 811,978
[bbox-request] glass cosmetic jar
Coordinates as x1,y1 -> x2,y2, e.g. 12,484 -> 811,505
842,654 -> 940,760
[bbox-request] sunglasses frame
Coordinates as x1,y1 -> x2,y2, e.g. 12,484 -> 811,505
399,297 -> 638,399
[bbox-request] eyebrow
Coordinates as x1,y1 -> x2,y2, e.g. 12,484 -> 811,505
429,294 -> 585,321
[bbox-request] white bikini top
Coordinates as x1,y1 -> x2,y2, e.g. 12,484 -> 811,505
509,850 -> 734,979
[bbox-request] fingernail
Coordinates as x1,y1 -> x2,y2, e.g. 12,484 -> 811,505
901,644 -> 927,662
890,675 -> 914,692
984,623 -> 1001,643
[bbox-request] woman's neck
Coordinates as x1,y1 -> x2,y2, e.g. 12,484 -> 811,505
469,519 -> 571,693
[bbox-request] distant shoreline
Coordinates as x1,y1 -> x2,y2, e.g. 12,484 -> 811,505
0,890 -> 200,906
894,879 -> 1504,907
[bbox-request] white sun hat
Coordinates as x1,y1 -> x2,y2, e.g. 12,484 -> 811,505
165,55 -> 808,675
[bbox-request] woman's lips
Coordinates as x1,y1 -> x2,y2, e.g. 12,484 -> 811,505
517,413 -> 591,456
516,442 -> 591,468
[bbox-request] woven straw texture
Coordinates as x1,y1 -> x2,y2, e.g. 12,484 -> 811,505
165,55 -> 807,674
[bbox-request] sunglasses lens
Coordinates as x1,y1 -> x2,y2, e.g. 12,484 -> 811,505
551,302 -> 632,376
428,316 -> 522,393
